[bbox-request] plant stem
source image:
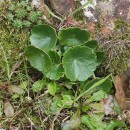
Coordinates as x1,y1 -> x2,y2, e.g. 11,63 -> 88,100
45,5 -> 62,21
68,0 -> 93,17
58,0 -> 93,28
0,42 -> 10,81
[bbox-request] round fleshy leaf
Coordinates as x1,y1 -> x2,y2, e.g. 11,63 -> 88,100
26,46 -> 52,73
46,64 -> 64,80
47,50 -> 63,80
60,45 -> 70,55
63,46 -> 97,81
48,50 -> 61,64
30,25 -> 57,51
85,40 -> 98,50
96,51 -> 104,65
58,27 -> 90,47
48,82 -> 57,96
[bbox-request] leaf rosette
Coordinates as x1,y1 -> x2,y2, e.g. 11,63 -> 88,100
26,24 -> 103,81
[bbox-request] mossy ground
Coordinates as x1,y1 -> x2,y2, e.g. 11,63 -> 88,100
0,1 -> 130,129
96,19 -> 130,75
0,22 -> 29,81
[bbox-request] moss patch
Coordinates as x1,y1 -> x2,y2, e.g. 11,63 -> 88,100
96,19 -> 130,75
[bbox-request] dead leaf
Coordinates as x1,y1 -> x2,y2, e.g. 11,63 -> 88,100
9,85 -> 24,95
114,74 -> 130,110
4,102 -> 14,117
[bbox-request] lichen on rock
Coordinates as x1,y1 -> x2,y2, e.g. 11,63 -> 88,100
81,0 -> 130,75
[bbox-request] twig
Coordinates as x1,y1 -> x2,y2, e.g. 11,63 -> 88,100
49,108 -> 62,130
24,114 -> 37,130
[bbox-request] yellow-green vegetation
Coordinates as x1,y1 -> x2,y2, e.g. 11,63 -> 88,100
0,21 -> 29,80
0,0 -> 45,80
1,24 -> 128,130
1,0 -> 43,28
0,1 -> 130,129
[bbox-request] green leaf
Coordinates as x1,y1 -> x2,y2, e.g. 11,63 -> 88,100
81,114 -> 107,130
85,40 -> 98,50
63,46 -> 97,81
61,95 -> 73,108
76,75 -> 111,101
64,82 -> 74,89
99,78 -> 113,93
32,80 -> 45,92
46,50 -> 64,80
82,105 -> 89,112
106,120 -> 123,130
83,78 -> 100,91
58,27 -> 90,46
81,115 -> 95,130
83,78 -> 112,94
59,46 -> 70,55
96,51 -> 104,65
46,64 -> 64,80
48,50 -> 61,64
62,95 -> 72,101
19,81 -> 28,89
26,46 -> 52,73
89,103 -> 103,111
30,25 -> 57,51
56,95 -> 73,109
48,82 -> 57,96
50,100 -> 61,113
87,90 -> 108,103
90,114 -> 107,130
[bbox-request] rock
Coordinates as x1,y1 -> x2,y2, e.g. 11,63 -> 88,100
81,0 -> 130,33
102,95 -> 115,115
50,0 -> 75,16
113,0 -> 129,20
114,73 -> 130,110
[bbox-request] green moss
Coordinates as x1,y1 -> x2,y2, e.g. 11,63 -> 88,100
0,0 -> 46,80
114,19 -> 129,29
0,21 -> 29,80
0,0 -> 43,29
98,34 -> 130,75
95,19 -> 130,75
107,49 -> 130,74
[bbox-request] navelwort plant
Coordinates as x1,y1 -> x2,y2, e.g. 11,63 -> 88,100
25,25 -> 128,130
26,24 -> 104,81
